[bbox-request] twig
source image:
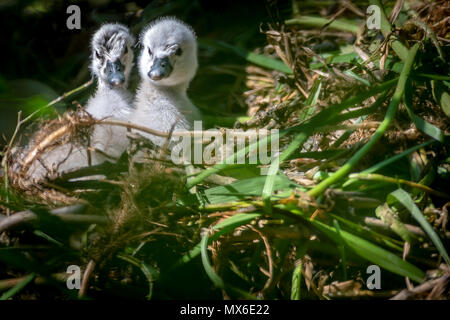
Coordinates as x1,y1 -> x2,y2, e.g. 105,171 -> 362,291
364,217 -> 430,238
98,120 -> 169,138
0,204 -> 108,233
78,260 -> 95,299
249,226 -> 274,292
350,173 -> 449,199
391,275 -> 449,300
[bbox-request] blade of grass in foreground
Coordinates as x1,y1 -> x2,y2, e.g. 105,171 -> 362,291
0,273 -> 35,300
290,262 -> 303,300
173,213 -> 261,268
405,79 -> 445,142
200,231 -> 256,299
284,206 -> 425,283
369,0 -> 409,61
307,44 -> 420,197
343,139 -> 436,187
389,189 -> 450,266
117,253 -> 159,300
186,78 -> 397,189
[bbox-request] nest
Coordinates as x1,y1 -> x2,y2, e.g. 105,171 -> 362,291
2,109 -> 96,203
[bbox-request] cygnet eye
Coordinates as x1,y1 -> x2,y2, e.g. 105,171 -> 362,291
95,50 -> 103,61
175,47 -> 183,56
148,47 -> 152,56
124,46 -> 128,55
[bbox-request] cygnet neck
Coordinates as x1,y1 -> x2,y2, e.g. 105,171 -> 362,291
141,79 -> 189,96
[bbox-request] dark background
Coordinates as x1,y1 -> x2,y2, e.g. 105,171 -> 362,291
0,0 -> 292,147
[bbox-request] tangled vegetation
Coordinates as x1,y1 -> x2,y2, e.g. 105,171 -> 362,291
0,0 -> 449,300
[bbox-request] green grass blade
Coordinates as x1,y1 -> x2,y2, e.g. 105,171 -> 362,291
294,210 -> 424,282
200,232 -> 225,288
205,174 -> 295,204
187,79 -> 397,189
389,189 -> 450,265
307,44 -> 420,197
369,0 -> 409,61
290,262 -> 303,300
405,80 -> 444,142
200,230 -> 257,299
0,273 -> 35,300
261,156 -> 280,212
175,213 -> 261,267
117,253 -> 159,300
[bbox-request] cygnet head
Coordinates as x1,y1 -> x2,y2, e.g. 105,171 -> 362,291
139,17 -> 197,88
90,23 -> 135,88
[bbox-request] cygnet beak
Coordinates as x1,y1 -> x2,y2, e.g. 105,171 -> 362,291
148,57 -> 172,81
106,60 -> 125,87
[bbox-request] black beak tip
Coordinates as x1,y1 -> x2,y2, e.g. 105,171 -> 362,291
109,76 -> 125,87
148,71 -> 163,81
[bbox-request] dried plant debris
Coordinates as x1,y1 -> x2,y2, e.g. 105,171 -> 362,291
1,0 -> 449,300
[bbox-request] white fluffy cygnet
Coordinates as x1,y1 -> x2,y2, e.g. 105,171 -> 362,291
131,17 -> 201,147
25,23 -> 135,181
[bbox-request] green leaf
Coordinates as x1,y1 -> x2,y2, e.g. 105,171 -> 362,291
0,273 -> 35,300
200,232 -> 224,288
312,219 -> 425,282
262,156 -> 281,212
200,231 -> 256,299
291,262 -> 302,300
389,189 -> 450,265
175,213 -> 261,267
283,207 -> 425,282
405,80 -> 444,142
432,80 -> 450,117
204,174 -> 295,204
117,253 -> 159,300
187,78 -> 398,189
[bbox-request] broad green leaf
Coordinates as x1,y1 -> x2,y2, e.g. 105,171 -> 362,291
204,174 -> 294,204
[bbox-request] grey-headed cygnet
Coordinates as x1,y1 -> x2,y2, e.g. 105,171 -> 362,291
131,17 -> 201,147
26,23 -> 135,181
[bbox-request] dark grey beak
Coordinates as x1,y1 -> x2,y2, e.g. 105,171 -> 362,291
148,57 -> 172,81
106,60 -> 125,87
